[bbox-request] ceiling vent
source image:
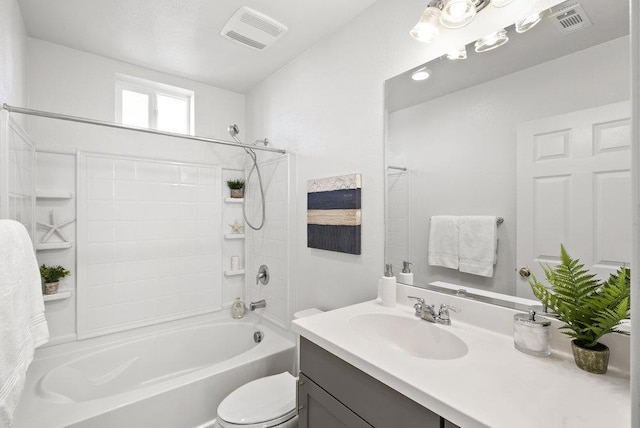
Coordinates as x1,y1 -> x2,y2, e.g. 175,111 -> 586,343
548,1 -> 593,34
221,7 -> 287,51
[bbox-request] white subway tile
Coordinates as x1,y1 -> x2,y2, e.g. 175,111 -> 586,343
114,159 -> 136,180
88,179 -> 114,200
88,157 -> 114,179
87,222 -> 114,243
135,161 -> 158,182
180,165 -> 199,184
87,243 -> 114,265
86,263 -> 114,286
88,201 -> 113,221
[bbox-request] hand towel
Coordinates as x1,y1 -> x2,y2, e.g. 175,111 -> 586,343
428,216 -> 460,269
459,216 -> 498,278
0,220 -> 49,427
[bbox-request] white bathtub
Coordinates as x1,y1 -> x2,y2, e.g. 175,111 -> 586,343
14,313 -> 296,428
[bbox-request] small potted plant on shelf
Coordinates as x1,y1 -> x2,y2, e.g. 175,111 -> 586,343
227,179 -> 245,198
39,264 -> 71,295
529,245 -> 630,374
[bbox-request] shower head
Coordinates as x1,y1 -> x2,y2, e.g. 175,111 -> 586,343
228,124 -> 240,138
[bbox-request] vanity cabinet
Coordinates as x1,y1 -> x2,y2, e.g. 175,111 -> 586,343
298,337 -> 459,428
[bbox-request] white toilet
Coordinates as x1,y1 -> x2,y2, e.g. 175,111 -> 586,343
213,308 -> 323,428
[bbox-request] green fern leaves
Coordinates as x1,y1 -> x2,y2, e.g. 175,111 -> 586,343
529,245 -> 630,349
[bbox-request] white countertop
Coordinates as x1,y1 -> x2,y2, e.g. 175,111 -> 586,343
292,298 -> 630,428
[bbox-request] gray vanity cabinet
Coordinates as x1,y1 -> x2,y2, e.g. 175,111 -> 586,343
298,337 -> 459,428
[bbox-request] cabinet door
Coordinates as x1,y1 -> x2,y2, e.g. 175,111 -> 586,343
444,420 -> 460,428
298,374 -> 372,428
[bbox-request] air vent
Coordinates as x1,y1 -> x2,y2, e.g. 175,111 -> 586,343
549,1 -> 593,34
221,7 -> 287,51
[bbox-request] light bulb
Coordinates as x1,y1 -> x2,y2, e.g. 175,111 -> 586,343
474,29 -> 509,53
516,12 -> 542,33
446,46 -> 467,60
411,67 -> 432,81
410,7 -> 442,43
440,0 -> 477,29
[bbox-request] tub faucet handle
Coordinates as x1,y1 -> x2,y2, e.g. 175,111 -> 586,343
256,265 -> 269,285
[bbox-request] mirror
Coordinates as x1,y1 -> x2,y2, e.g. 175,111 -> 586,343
384,0 -> 631,307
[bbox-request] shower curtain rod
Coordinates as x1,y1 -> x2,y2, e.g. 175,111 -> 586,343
2,104 -> 286,155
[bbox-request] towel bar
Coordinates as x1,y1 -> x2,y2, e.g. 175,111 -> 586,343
429,216 -> 504,225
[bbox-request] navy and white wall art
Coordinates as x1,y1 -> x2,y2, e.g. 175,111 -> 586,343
307,173 -> 362,255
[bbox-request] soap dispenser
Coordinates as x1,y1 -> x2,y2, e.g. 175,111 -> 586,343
380,264 -> 397,308
398,261 -> 414,285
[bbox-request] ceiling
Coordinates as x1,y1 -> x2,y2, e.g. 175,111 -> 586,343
17,0 -> 377,93
386,0 -> 629,113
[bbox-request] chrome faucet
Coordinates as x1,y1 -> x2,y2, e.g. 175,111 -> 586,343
249,300 -> 266,311
408,297 -> 459,325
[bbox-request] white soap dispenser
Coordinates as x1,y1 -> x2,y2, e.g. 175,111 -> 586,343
380,264 -> 397,308
398,261 -> 414,286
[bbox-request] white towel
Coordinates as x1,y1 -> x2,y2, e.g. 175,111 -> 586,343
428,216 -> 460,269
0,220 -> 49,427
458,216 -> 498,278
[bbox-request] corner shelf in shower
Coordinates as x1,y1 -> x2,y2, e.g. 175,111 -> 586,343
35,241 -> 73,251
36,190 -> 73,200
224,234 -> 245,240
224,198 -> 244,204
224,269 -> 245,277
43,289 -> 73,302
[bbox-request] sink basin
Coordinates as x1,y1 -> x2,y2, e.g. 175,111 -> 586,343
348,313 -> 468,360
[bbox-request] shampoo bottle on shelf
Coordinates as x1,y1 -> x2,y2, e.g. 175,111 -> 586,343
398,261 -> 414,286
380,264 -> 397,308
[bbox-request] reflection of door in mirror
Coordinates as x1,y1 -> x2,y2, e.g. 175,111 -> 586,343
516,101 -> 631,299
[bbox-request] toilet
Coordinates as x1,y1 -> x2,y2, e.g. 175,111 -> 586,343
213,308 -> 323,428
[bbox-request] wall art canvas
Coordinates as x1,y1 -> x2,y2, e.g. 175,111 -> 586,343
307,173 -> 361,255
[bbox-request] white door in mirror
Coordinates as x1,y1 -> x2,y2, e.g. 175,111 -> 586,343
516,101 -> 631,299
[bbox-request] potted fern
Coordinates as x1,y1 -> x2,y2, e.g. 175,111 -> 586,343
227,179 -> 245,198
40,264 -> 71,295
529,245 -> 630,374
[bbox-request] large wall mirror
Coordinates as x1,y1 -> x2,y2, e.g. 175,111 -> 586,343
384,0 -> 631,305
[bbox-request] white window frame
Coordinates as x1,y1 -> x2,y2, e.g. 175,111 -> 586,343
115,73 -> 195,135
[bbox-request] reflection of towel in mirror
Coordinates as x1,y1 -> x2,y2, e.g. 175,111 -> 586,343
459,216 -> 498,278
0,220 -> 50,427
428,216 -> 459,269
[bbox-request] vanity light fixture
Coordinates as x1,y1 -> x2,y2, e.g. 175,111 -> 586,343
411,0 -> 490,43
490,0 -> 513,7
410,2 -> 442,43
446,46 -> 468,60
474,29 -> 509,52
411,67 -> 432,81
440,0 -> 477,29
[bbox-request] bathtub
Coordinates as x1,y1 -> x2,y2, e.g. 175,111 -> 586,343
13,313 -> 296,428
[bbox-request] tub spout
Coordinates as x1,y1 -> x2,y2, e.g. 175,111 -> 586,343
249,300 -> 266,311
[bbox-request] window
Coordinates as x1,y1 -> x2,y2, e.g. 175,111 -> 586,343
115,74 -> 194,135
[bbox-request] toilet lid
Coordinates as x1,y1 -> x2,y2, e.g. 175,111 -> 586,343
217,372 -> 297,426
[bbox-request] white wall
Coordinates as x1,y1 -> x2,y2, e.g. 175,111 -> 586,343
388,36 -> 630,296
245,0 -> 557,312
27,38 -> 246,166
0,0 -> 27,107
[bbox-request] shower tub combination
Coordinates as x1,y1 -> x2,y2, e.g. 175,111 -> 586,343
14,313 -> 295,428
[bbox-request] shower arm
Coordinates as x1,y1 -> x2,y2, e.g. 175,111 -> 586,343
2,104 -> 286,155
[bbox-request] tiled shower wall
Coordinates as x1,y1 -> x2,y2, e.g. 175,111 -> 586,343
77,152 -> 222,339
246,154 -> 295,329
3,118 -> 35,235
